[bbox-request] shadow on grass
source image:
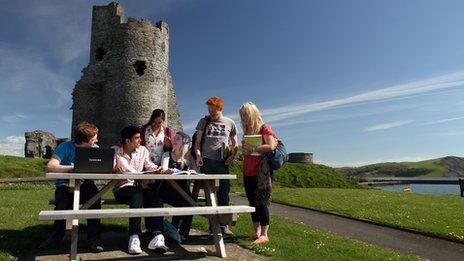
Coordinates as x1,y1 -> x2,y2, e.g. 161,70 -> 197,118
1,224 -> 236,260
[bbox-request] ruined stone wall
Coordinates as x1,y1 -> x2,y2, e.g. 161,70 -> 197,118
72,2 -> 182,147
25,130 -> 57,159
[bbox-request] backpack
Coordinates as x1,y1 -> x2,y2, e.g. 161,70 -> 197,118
267,140 -> 288,170
190,116 -> 211,160
261,124 -> 288,170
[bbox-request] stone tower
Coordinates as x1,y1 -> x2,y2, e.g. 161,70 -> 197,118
72,2 -> 182,148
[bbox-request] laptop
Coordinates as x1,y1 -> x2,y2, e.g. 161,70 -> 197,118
74,148 -> 115,173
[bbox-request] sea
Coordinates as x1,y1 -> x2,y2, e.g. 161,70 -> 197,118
379,184 -> 460,195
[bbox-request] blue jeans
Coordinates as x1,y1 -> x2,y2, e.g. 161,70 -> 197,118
201,158 -> 230,207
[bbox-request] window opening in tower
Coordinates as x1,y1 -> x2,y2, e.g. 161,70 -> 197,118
95,48 -> 106,61
134,61 -> 147,76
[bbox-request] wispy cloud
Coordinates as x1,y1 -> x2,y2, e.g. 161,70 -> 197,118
0,136 -> 24,156
363,120 -> 413,132
423,116 -> 464,125
0,43 -> 74,109
0,112 -> 28,124
261,71 -> 464,123
438,131 -> 464,136
182,70 -> 464,130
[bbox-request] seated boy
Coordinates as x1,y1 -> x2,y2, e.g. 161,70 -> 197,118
112,125 -> 168,254
39,122 -> 104,252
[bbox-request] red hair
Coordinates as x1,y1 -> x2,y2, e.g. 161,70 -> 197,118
205,96 -> 224,110
74,122 -> 98,144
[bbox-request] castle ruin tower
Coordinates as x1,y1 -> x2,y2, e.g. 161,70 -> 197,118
72,2 -> 182,147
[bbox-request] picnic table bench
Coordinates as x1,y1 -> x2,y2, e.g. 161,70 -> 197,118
38,172 -> 254,261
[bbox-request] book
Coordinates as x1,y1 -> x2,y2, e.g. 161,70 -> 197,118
171,169 -> 203,175
122,170 -> 159,174
243,135 -> 262,156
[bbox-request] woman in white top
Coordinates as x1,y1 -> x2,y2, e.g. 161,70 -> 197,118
140,109 -> 173,165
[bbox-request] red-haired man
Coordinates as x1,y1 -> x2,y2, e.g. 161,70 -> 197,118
194,96 -> 238,235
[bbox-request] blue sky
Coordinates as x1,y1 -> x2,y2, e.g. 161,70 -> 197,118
1,0 -> 464,166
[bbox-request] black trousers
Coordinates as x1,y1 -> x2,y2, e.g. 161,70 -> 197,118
201,158 -> 230,207
113,185 -> 146,236
142,183 -> 165,236
52,180 -> 101,241
162,180 -> 193,237
244,175 -> 270,226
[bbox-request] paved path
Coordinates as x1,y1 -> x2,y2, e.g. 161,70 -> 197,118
231,195 -> 464,261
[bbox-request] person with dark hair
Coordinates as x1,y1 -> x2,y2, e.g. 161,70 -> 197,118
194,96 -> 238,235
140,109 -> 173,165
112,125 -> 168,254
39,122 -> 104,252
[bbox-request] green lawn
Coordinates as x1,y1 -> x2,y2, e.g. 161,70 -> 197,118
272,188 -> 464,241
0,155 -> 47,179
0,184 -> 419,260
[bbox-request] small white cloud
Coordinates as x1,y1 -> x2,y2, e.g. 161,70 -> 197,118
423,116 -> 464,125
0,136 -> 25,156
363,120 -> 413,132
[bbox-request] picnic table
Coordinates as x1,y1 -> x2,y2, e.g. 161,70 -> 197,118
38,172 -> 255,261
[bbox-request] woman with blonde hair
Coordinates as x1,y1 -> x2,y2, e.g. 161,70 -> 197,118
240,102 -> 277,244
144,131 -> 197,242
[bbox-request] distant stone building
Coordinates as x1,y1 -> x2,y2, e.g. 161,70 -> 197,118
288,152 -> 314,164
24,130 -> 68,159
72,2 -> 182,148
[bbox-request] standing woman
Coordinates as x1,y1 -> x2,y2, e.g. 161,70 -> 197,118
240,102 -> 277,244
141,109 -> 173,165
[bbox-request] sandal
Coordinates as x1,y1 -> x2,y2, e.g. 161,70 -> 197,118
252,235 -> 269,244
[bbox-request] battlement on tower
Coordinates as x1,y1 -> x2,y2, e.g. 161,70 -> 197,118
72,2 -> 182,148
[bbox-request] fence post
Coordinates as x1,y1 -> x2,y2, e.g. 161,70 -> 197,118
459,178 -> 464,197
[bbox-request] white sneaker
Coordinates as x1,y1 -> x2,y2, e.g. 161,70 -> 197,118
148,234 -> 168,253
128,235 -> 142,255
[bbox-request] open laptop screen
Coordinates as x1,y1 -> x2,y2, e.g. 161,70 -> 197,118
74,148 -> 115,173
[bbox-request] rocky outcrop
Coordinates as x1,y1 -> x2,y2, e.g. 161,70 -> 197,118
442,156 -> 464,177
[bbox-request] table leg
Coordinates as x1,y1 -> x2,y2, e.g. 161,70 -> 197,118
70,179 -> 80,261
203,181 -> 226,258
192,181 -> 201,202
81,179 -> 118,209
166,180 -> 198,206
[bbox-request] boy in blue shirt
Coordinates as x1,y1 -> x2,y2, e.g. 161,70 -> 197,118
39,122 -> 104,252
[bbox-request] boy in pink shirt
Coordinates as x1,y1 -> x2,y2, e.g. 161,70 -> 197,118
112,126 -> 167,254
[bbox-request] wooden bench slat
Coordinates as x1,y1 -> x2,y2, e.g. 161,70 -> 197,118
39,206 -> 255,220
48,198 -> 206,205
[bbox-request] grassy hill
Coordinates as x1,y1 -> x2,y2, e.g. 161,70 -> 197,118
231,161 -> 360,189
338,156 -> 464,178
0,155 -> 47,179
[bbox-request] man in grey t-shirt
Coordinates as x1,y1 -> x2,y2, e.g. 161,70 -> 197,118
194,96 -> 238,234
